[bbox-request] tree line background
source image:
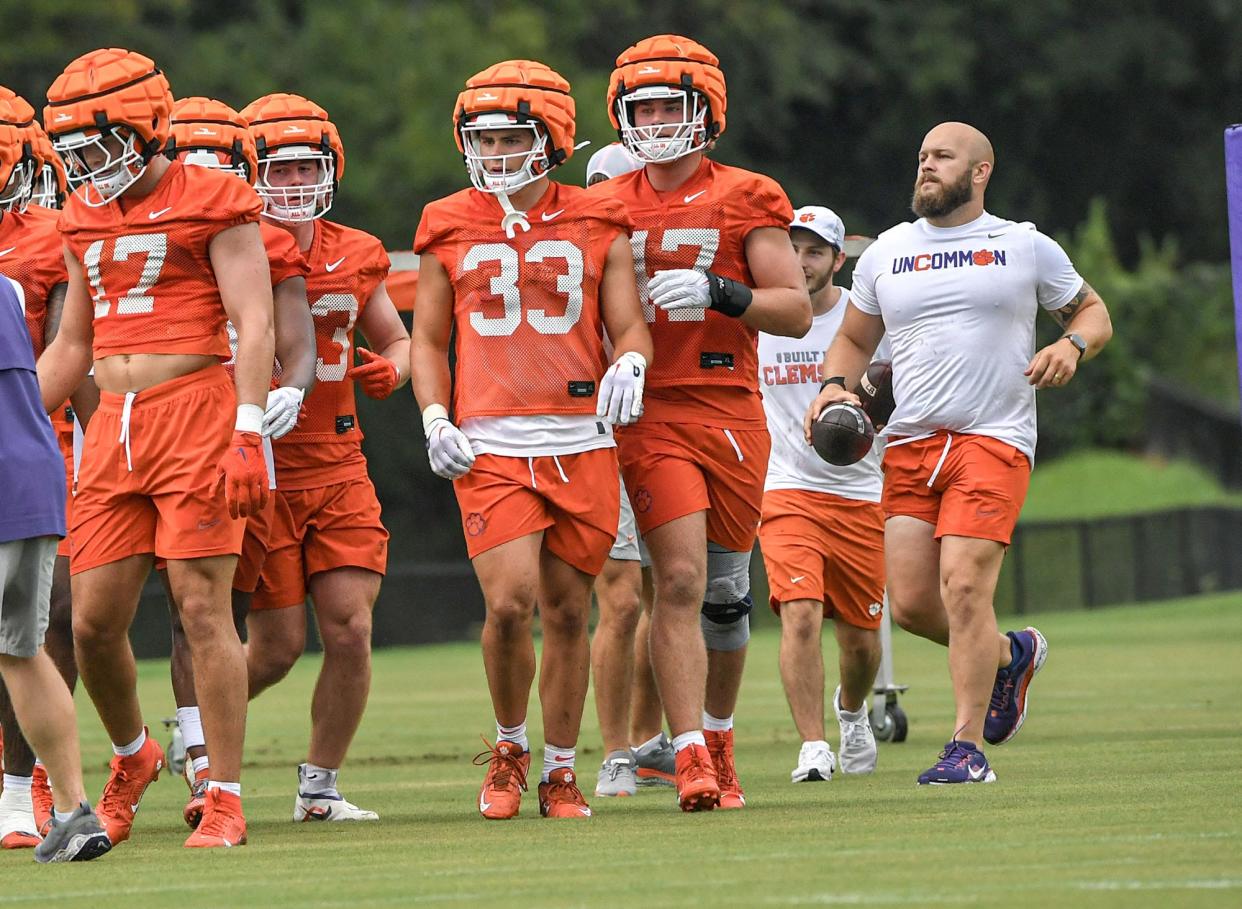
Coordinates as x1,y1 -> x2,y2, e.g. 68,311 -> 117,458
2,0 -> 1239,564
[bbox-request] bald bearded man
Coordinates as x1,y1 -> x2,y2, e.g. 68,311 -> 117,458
803,122 -> 1112,785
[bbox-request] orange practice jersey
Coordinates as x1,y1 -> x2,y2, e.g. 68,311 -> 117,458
224,222 -> 311,373
591,158 -> 792,425
415,182 -> 631,422
0,205 -> 67,358
58,161 -> 262,361
271,218 -> 389,490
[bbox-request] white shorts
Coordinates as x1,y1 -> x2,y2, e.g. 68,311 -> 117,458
609,473 -> 641,562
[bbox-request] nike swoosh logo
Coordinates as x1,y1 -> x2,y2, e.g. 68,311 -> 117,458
790,576 -> 806,584
479,793 -> 491,813
683,190 -> 707,204
987,232 -> 1008,238
541,209 -> 565,221
577,806 -> 592,816
968,765 -> 987,780
148,207 -> 172,219
553,755 -> 573,762
325,257 -> 346,272
197,519 -> 222,530
131,803 -> 140,813
0,247 -> 14,257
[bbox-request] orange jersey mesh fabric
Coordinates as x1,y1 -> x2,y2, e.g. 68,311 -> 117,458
58,161 -> 262,360
415,182 -> 630,421
590,158 -> 791,422
0,206 -> 67,358
224,221 -> 311,374
270,218 -> 389,490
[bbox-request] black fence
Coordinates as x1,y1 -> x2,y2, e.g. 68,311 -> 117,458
1144,378 -> 1242,489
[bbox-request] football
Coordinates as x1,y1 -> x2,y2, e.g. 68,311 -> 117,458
855,359 -> 895,427
811,402 -> 875,466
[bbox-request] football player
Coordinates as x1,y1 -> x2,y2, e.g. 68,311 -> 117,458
803,122 -> 1112,784
159,96 -> 315,829
239,92 -> 409,822
592,35 -> 811,810
37,48 -> 275,848
410,60 -> 651,820
0,92 -> 75,849
758,206 -> 885,783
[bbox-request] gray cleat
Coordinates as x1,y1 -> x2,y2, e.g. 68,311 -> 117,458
34,802 -> 112,863
634,732 -> 675,787
594,750 -> 638,797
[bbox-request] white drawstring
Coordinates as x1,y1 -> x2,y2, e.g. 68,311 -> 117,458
262,435 -> 277,490
927,433 -> 953,488
72,413 -> 84,494
528,457 -> 538,489
526,455 -> 571,489
552,456 -> 569,484
117,391 -> 136,472
722,429 -> 744,462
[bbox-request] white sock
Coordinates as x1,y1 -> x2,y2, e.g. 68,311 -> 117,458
671,731 -> 706,752
191,756 -> 210,776
53,808 -> 74,823
703,712 -> 734,732
207,780 -> 241,798
2,774 -> 32,795
541,745 -> 575,783
300,763 -> 339,796
113,728 -> 146,757
634,732 -> 664,754
496,720 -> 529,752
177,706 -> 205,750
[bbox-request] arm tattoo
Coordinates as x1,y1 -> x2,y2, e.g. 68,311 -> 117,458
1051,282 -> 1093,328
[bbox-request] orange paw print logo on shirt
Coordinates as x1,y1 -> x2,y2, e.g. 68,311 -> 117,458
465,512 -> 487,536
972,249 -> 995,266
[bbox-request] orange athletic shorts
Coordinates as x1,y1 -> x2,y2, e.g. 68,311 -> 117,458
881,432 -> 1031,545
616,421 -> 770,553
252,475 -> 389,610
53,410 -> 74,559
232,490 -> 278,594
453,447 -> 620,577
69,366 -> 243,575
759,488 -> 886,630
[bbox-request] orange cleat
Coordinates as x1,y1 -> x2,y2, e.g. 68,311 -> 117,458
183,765 -> 210,829
472,738 -> 529,820
31,765 -> 54,836
705,729 -> 746,809
96,728 -> 164,845
184,788 -> 246,848
538,768 -> 592,818
674,741 -> 720,812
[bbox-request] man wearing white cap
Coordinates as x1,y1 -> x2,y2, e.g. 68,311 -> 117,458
757,206 -> 886,782
586,143 -> 643,186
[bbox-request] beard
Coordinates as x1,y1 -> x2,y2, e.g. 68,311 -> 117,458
911,169 -> 973,219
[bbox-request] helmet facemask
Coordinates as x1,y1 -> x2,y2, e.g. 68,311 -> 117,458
0,159 -> 33,213
54,126 -> 150,207
255,146 -> 335,222
460,113 -> 553,195
615,85 -> 712,164
29,163 -> 62,209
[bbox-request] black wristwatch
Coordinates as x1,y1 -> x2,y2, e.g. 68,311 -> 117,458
819,376 -> 847,391
1061,333 -> 1087,359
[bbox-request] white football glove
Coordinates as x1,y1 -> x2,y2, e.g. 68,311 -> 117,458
425,417 -> 476,479
648,268 -> 710,312
597,351 -> 647,426
262,386 -> 304,440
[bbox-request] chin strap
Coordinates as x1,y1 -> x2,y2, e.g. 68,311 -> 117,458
497,190 -> 530,239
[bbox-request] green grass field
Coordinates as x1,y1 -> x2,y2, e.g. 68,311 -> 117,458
3,593 -> 1240,906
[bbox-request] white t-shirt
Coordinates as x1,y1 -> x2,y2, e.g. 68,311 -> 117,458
758,288 -> 885,503
461,414 -> 615,458
850,212 -> 1082,461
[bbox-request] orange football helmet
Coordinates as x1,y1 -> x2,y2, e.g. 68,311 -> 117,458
0,98 -> 34,212
28,125 -> 69,209
167,97 -> 258,183
241,93 -> 344,222
43,48 -> 173,207
607,35 -> 727,163
453,59 -> 576,195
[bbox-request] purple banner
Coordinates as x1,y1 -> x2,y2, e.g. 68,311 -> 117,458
1227,126 -> 1242,425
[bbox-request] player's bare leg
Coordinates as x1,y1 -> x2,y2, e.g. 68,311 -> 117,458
167,556 -> 247,783
834,618 -> 881,713
591,558 -> 641,754
305,567 -> 381,769
629,569 -> 663,743
704,648 -> 746,721
44,558 -> 77,689
938,536 -> 1007,745
245,604 -> 306,699
778,599 -> 827,743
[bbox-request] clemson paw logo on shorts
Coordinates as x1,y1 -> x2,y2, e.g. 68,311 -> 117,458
633,487 -> 653,513
465,512 -> 487,536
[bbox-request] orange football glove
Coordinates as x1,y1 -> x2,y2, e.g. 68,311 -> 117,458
216,431 -> 269,519
346,347 -> 400,399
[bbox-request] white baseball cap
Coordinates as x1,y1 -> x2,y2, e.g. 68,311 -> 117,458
586,142 -> 644,183
791,205 -> 845,250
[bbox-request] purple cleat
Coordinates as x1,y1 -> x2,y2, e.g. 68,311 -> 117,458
917,741 -> 996,785
984,627 -> 1048,746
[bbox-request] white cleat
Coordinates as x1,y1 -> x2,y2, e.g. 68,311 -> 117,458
791,740 -> 835,783
834,686 -> 878,774
293,792 -> 380,822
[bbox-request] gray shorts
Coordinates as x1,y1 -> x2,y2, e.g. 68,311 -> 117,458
609,474 -> 641,562
0,536 -> 56,658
